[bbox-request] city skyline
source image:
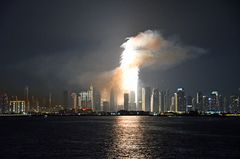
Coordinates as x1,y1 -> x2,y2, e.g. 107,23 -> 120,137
0,0 -> 239,98
1,83 -> 239,115
1,1 -> 240,158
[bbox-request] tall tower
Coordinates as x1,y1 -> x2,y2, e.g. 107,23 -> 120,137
110,88 -> 117,112
129,91 -> 136,111
124,93 -> 129,111
142,87 -> 151,112
63,90 -> 69,110
48,92 -> 52,111
160,90 -> 165,112
89,84 -> 94,110
151,89 -> 159,113
93,90 -> 101,112
210,91 -> 219,111
196,91 -> 203,112
24,86 -> 30,113
71,92 -> 77,112
175,88 -> 186,112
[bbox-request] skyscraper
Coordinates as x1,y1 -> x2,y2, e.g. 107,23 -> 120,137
175,88 -> 186,112
63,90 -> 69,110
202,96 -> 209,112
110,88 -> 117,112
129,91 -> 136,111
93,90 -> 101,112
186,96 -> 193,112
164,90 -> 171,112
151,89 -> 159,113
229,95 -> 239,113
124,93 -> 129,111
196,91 -> 203,112
48,92 -> 52,110
210,91 -> 219,111
24,86 -> 30,113
159,90 -> 165,112
71,92 -> 77,112
137,83 -> 142,111
103,101 -> 110,112
142,87 -> 151,112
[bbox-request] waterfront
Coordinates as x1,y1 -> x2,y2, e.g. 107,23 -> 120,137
0,116 -> 240,158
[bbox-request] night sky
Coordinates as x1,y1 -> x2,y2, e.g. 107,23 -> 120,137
0,0 -> 240,101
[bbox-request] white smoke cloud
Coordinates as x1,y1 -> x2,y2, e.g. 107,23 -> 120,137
94,30 -> 206,104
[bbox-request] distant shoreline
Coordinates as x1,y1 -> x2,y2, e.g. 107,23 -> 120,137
0,113 -> 240,117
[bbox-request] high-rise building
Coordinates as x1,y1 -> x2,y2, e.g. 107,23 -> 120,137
186,96 -> 193,112
93,90 -> 101,112
159,90 -> 165,112
209,91 -> 219,111
151,89 -> 159,113
223,96 -> 229,113
124,93 -> 129,111
229,95 -> 239,113
48,93 -> 52,110
129,91 -> 136,111
63,90 -> 69,110
24,86 -> 30,113
0,92 -> 8,113
142,87 -> 151,112
196,91 -> 203,112
78,87 -> 94,109
103,101 -> 110,112
89,84 -> 94,109
137,83 -> 142,111
170,95 -> 175,112
110,88 -> 117,112
202,96 -> 209,112
175,88 -> 186,112
9,100 -> 26,114
71,92 -> 77,112
164,90 -> 171,112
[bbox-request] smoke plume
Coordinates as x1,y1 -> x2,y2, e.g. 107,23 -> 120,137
94,30 -> 206,104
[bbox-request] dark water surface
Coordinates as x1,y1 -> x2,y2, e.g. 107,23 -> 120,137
0,116 -> 240,158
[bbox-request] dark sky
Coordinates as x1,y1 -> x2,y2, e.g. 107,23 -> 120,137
0,0 -> 240,100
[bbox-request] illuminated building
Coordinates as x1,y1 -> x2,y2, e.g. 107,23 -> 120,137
124,93 -> 129,111
142,87 -> 151,112
170,96 -> 175,112
229,95 -> 239,113
164,90 -> 171,112
209,91 -> 219,111
137,84 -> 142,111
202,96 -> 209,112
24,86 -> 30,112
129,91 -> 136,111
186,96 -> 193,112
48,93 -> 52,110
78,85 -> 94,109
110,88 -> 117,112
93,90 -> 101,112
151,89 -> 159,113
71,92 -> 77,112
0,92 -> 9,113
196,91 -> 203,112
9,100 -> 26,114
175,88 -> 186,113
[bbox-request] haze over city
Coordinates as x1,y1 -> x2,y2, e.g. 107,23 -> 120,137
0,0 -> 239,103
1,1 -> 240,159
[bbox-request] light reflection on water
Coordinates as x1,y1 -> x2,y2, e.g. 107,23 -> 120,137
107,116 -> 151,158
